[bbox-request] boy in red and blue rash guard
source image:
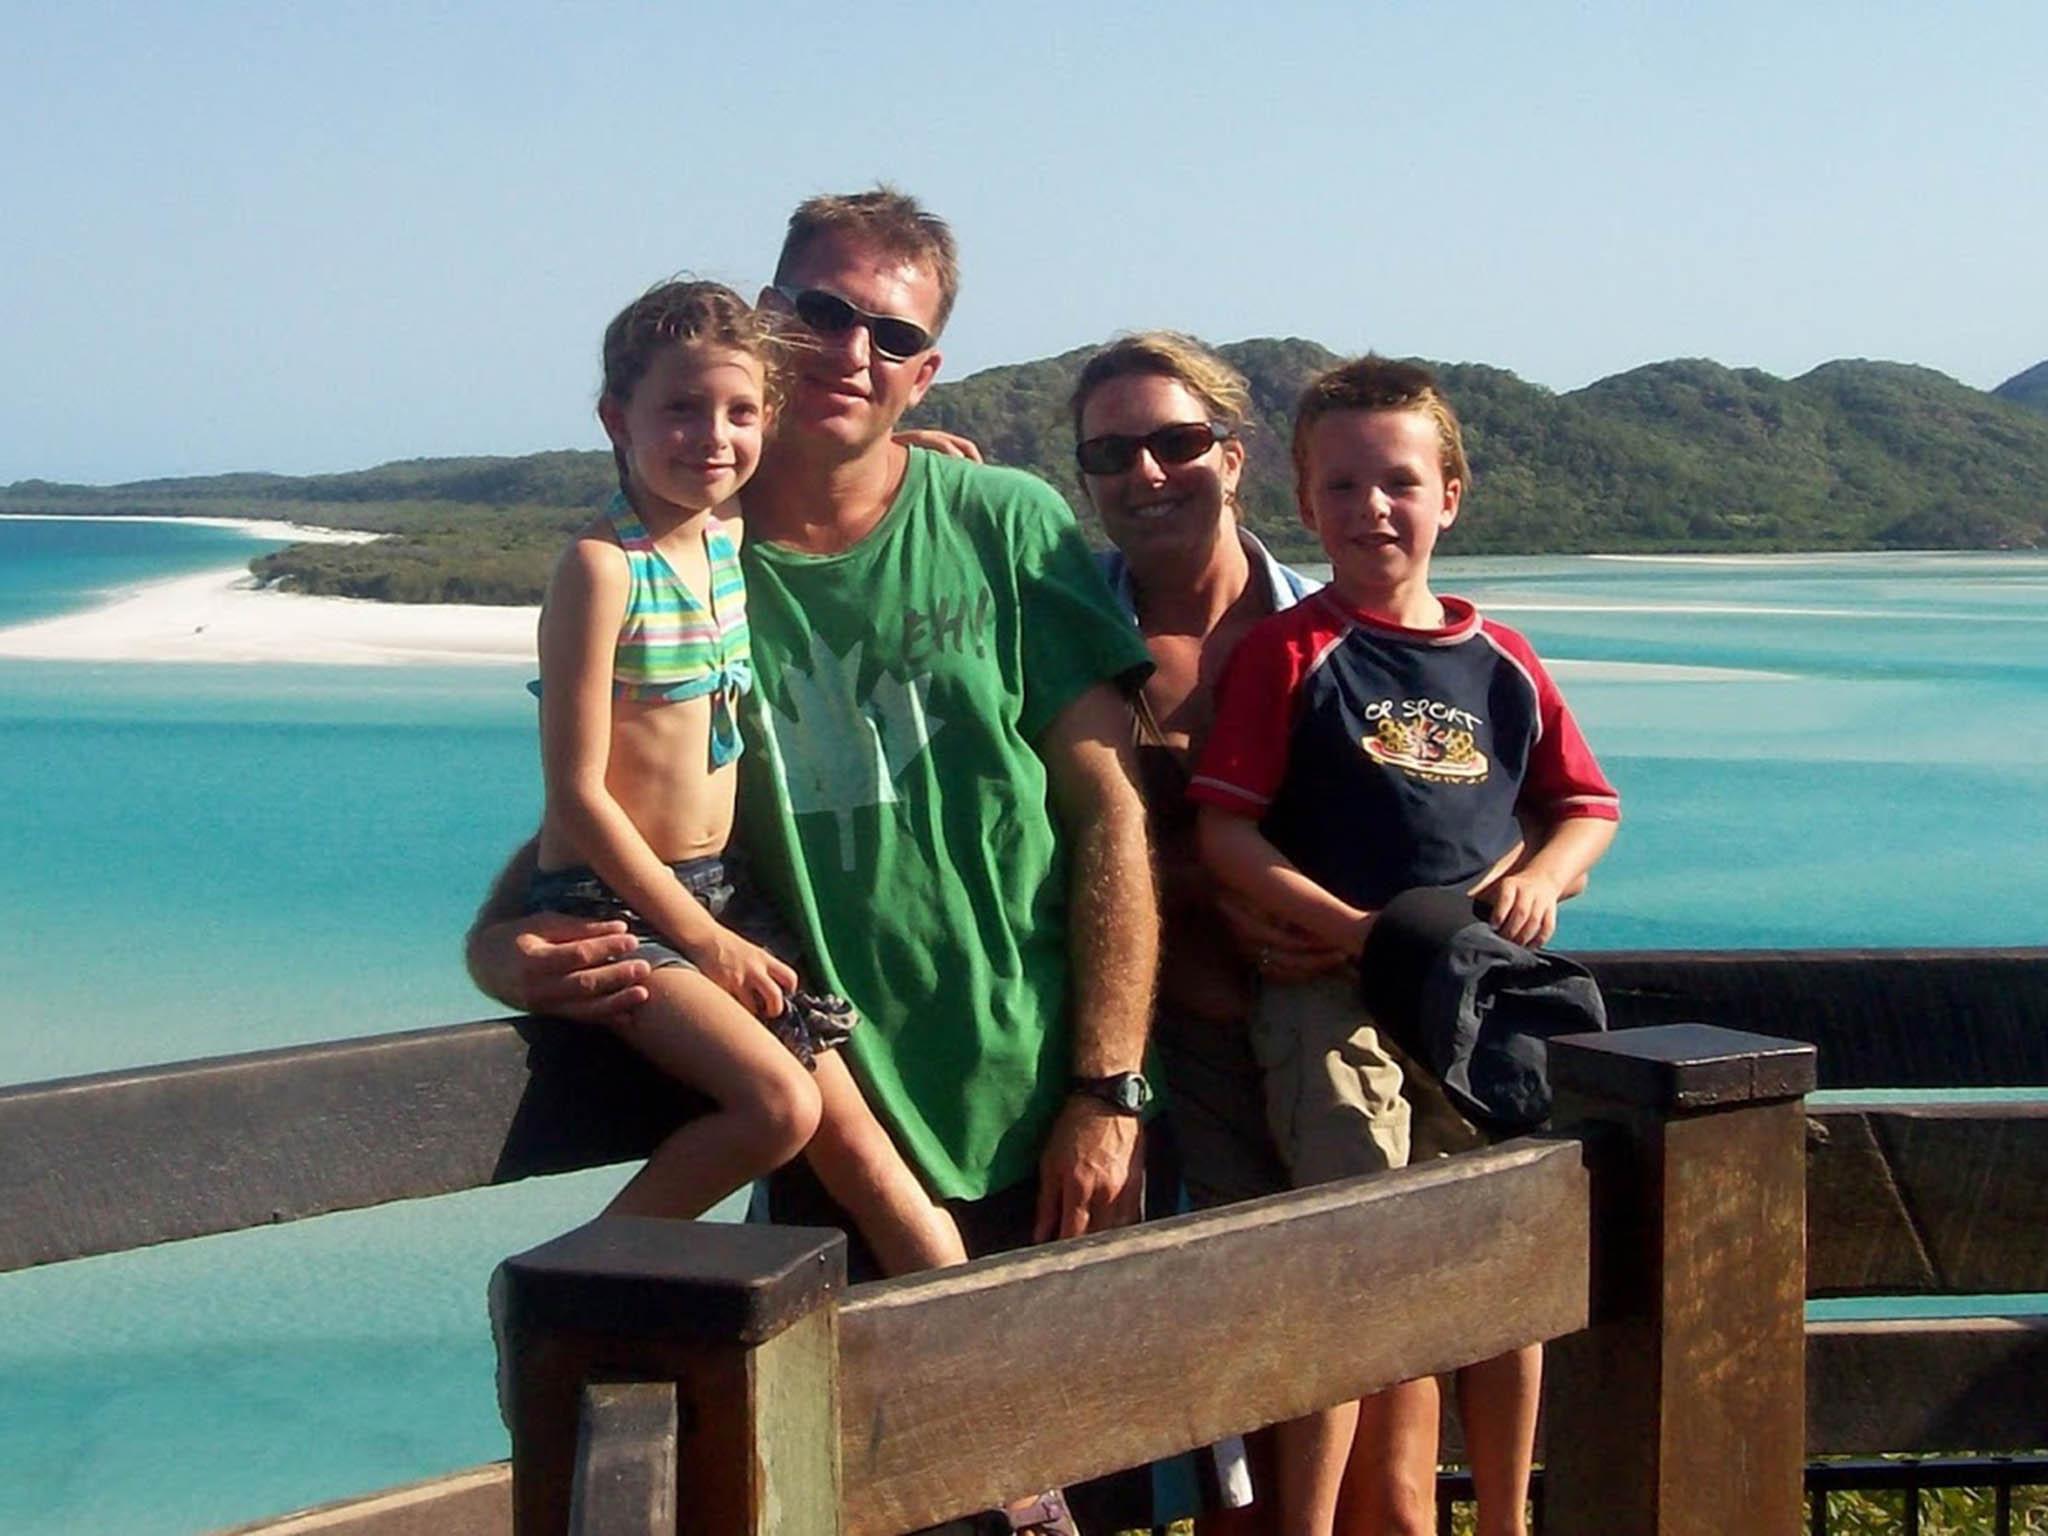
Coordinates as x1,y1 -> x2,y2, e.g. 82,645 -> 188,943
1191,356 -> 1617,1536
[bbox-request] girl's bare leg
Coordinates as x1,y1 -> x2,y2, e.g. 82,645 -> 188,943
604,966 -> 822,1217
1454,1347 -> 1540,1536
803,1049 -> 968,1273
1275,1399 -> 1358,1536
1336,1376 -> 1438,1536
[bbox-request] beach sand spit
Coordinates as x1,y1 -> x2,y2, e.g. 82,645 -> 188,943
0,567 -> 535,666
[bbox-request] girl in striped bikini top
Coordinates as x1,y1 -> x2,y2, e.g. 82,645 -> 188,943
526,278 -> 973,1292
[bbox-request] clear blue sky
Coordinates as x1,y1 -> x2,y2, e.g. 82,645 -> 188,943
4,0 -> 2042,484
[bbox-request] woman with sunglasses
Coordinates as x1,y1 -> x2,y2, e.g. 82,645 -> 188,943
1072,334 -> 1439,1536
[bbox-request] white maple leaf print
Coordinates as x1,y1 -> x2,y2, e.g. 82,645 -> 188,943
761,632 -> 944,871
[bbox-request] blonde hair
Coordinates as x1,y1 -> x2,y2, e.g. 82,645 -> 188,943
1068,331 -> 1253,439
1290,356 -> 1470,506
774,185 -> 960,336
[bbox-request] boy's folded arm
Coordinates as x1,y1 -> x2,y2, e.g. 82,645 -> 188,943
1195,807 -> 1375,958
1517,813 -> 1617,889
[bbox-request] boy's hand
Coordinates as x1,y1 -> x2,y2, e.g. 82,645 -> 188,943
1487,870 -> 1565,948
693,926 -> 800,1019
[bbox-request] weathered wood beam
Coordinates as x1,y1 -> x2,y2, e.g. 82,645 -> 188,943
1806,1099 -> 2048,1296
4,950 -> 2040,1277
1807,1315 -> 2048,1455
212,1464 -> 508,1536
0,1017 -> 703,1273
1544,1024 -> 1817,1536
495,1219 -> 845,1536
1583,948 -> 2048,1088
569,1383 -> 676,1536
835,1138 -> 1590,1536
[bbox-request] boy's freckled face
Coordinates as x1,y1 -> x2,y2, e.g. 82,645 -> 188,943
1300,408 -> 1461,610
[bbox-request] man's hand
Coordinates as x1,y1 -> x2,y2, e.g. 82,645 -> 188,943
1033,1097 -> 1144,1242
473,912 -> 653,1021
892,427 -> 984,461
1215,890 -> 1350,983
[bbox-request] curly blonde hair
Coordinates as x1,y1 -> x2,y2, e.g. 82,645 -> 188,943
599,280 -> 785,494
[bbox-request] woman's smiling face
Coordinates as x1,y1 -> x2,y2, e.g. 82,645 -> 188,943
1078,373 -> 1244,569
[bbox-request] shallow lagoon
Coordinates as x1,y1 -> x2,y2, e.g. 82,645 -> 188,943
2,526 -> 2044,1533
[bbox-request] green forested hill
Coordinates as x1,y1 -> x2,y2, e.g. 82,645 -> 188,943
4,346 -> 2043,603
1994,359 -> 2048,416
906,347 -> 2048,558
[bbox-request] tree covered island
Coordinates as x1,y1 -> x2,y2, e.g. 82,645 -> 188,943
6,349 -> 2045,605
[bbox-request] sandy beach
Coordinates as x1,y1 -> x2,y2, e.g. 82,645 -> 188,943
0,517 -> 535,666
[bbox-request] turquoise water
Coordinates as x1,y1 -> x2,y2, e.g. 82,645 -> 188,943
1,523 -> 2044,1532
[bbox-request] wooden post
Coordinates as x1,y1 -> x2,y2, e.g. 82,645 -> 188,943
493,1216 -> 846,1536
1543,1024 -> 1816,1536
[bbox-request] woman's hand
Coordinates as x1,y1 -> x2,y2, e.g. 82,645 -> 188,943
692,925 -> 800,1019
1215,890 -> 1351,981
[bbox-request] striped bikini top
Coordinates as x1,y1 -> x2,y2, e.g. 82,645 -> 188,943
602,493 -> 754,768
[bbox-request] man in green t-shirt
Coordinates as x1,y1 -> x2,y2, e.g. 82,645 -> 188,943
469,188 -> 1159,1249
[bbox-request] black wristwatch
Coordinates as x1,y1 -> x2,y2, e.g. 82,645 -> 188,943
1069,1071 -> 1153,1115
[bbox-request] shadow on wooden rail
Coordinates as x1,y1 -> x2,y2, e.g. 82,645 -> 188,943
1,949 -> 2044,1535
491,1025 -> 1816,1536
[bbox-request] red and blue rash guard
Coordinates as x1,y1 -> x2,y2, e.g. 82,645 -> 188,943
1189,591 -> 1620,913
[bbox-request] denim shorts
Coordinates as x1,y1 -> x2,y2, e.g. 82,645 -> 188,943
524,853 -> 855,1066
525,854 -> 776,972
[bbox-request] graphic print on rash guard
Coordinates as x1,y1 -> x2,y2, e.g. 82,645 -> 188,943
1189,590 -> 1619,913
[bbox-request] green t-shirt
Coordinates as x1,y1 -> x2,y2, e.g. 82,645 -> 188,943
738,450 -> 1152,1199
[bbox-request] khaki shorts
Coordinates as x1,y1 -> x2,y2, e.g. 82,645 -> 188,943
1250,973 -> 1411,1185
1251,973 -> 1490,1187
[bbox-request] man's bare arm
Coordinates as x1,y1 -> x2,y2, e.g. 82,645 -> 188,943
465,835 -> 652,1021
1031,682 -> 1158,1242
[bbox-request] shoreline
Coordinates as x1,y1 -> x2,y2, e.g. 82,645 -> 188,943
0,565 -> 535,666
0,511 -> 384,545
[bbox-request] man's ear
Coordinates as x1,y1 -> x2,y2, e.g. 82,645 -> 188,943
903,349 -> 944,412
1440,477 -> 1463,529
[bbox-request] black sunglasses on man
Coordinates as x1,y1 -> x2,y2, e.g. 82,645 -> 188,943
771,285 -> 933,362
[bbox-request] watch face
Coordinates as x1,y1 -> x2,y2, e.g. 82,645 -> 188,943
1113,1077 -> 1144,1112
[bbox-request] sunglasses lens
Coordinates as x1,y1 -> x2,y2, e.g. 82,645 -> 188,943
1076,424 -> 1223,476
868,317 -> 930,359
1152,424 -> 1221,464
786,288 -> 929,359
792,289 -> 860,335
1076,437 -> 1137,475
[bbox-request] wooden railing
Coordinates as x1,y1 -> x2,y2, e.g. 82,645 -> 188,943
1,949 -> 2043,1535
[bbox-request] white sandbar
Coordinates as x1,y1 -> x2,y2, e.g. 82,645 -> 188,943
0,513 -> 536,666
0,566 -> 536,667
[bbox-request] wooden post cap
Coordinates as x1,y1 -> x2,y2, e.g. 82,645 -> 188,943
1549,1024 -> 1818,1113
497,1216 -> 846,1345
